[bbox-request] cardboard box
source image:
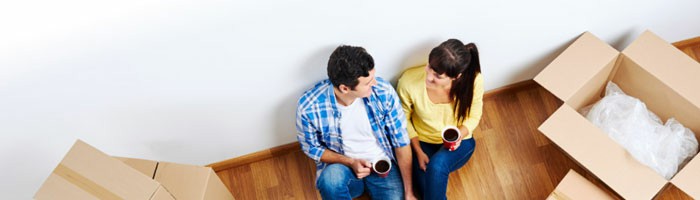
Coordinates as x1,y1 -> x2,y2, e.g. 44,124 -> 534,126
115,157 -> 235,200
35,140 -> 235,200
547,170 -> 615,200
535,31 -> 700,199
114,157 -> 158,178
34,140 -> 175,199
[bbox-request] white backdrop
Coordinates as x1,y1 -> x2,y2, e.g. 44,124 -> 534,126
2,0 -> 700,198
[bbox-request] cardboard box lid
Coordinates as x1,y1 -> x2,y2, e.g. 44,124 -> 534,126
114,157 -> 158,178
539,106 -> 667,199
202,169 -> 236,200
34,140 -> 169,199
152,186 -> 176,200
534,32 -> 619,102
116,157 -> 235,200
155,162 -> 235,200
547,170 -> 615,200
671,154 -> 700,197
622,30 -> 700,110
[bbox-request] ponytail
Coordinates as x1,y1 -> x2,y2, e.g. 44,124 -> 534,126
451,43 -> 481,125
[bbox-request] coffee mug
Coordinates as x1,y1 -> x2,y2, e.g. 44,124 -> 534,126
442,126 -> 461,151
371,158 -> 391,178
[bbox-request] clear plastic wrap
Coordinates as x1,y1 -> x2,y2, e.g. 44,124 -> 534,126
581,82 -> 698,180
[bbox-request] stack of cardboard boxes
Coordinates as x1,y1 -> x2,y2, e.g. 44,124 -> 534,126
34,140 -> 235,200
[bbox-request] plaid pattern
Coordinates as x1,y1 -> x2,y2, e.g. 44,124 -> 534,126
296,77 -> 410,177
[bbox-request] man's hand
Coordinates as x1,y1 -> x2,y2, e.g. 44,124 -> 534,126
350,159 -> 372,179
405,193 -> 418,200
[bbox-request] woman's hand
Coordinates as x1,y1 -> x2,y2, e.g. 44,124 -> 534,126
416,151 -> 430,171
452,139 -> 462,151
451,126 -> 470,151
411,137 -> 430,171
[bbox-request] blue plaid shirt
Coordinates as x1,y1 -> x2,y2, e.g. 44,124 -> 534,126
296,77 -> 410,177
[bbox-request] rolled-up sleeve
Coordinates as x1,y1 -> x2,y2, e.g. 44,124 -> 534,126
382,84 -> 411,148
296,108 -> 325,162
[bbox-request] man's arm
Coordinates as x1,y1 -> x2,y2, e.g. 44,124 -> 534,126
319,149 -> 353,166
297,107 -> 371,178
377,78 -> 417,199
296,111 -> 327,163
395,145 -> 416,199
320,150 -> 372,179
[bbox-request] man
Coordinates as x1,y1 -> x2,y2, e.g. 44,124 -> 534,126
296,45 -> 416,200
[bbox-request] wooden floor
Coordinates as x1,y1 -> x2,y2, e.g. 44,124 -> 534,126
674,36 -> 700,63
214,83 -> 693,199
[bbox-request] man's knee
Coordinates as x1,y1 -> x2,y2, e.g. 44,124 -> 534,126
316,164 -> 353,192
365,165 -> 405,200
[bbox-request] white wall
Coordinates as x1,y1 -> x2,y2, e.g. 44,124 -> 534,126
2,0 -> 700,198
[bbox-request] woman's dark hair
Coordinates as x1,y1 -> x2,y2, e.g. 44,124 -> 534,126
428,39 -> 481,124
327,45 -> 374,90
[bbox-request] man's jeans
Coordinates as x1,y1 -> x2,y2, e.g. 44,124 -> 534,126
316,161 -> 404,200
413,138 -> 476,200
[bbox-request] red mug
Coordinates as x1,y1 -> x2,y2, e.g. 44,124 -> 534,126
371,158 -> 391,178
442,126 -> 461,151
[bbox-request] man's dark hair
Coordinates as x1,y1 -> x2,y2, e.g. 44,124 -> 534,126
327,45 -> 375,90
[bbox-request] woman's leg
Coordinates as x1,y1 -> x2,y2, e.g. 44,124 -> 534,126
412,142 -> 442,198
316,163 -> 365,200
424,138 -> 476,200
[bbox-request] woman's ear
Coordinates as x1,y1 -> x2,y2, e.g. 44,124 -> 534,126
455,73 -> 462,80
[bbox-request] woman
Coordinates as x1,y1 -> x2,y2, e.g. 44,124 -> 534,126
397,39 -> 483,199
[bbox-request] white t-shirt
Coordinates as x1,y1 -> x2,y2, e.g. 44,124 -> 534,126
338,99 -> 387,162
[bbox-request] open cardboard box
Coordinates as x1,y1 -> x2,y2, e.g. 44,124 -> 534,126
35,140 -> 235,200
535,30 -> 700,199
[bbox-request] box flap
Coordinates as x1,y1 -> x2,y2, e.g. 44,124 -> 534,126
155,162 -> 210,199
534,32 -> 619,102
115,157 -> 158,178
538,106 -> 667,199
150,186 -> 175,200
115,157 -> 234,199
546,170 -> 614,200
34,140 -> 166,199
622,30 -> 700,109
203,169 -> 236,200
671,155 -> 700,198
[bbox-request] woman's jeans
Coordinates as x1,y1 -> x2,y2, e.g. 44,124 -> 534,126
413,138 -> 476,200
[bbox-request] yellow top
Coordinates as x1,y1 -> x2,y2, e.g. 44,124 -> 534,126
397,66 -> 484,144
